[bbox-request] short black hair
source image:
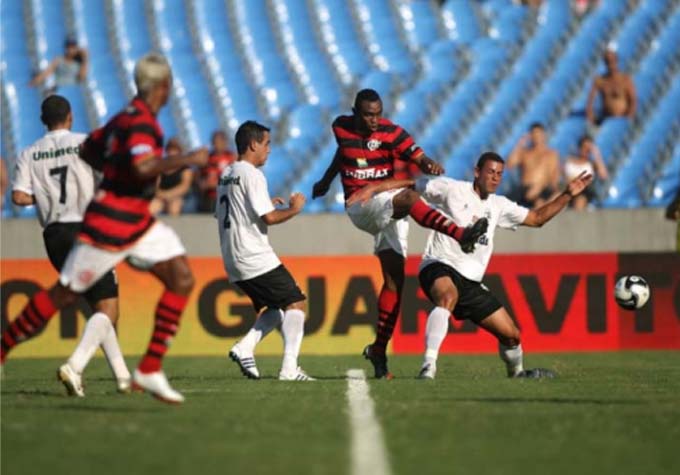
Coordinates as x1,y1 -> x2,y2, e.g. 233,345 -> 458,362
211,130 -> 227,142
40,95 -> 71,128
578,134 -> 593,147
354,89 -> 381,110
476,151 -> 505,169
235,121 -> 270,154
529,122 -> 545,131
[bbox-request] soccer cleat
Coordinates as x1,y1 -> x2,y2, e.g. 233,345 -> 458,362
278,367 -> 316,381
57,363 -> 85,397
229,345 -> 260,380
132,369 -> 184,404
117,377 -> 132,394
363,344 -> 394,380
417,363 -> 436,380
459,217 -> 489,254
512,368 -> 556,379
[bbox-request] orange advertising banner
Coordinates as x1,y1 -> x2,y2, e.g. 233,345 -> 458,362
1,253 -> 679,358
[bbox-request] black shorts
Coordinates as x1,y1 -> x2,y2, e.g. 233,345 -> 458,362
236,265 -> 306,313
418,262 -> 502,324
43,222 -> 118,303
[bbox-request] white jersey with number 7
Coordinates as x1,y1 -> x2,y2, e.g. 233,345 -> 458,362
12,129 -> 93,228
216,160 -> 281,282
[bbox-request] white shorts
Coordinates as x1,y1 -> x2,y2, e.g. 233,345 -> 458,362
346,189 -> 409,257
60,221 -> 186,293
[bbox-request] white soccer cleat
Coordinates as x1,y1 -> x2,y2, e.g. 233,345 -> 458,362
278,367 -> 316,381
58,363 -> 85,397
229,345 -> 260,379
417,363 -> 437,380
132,369 -> 184,404
117,377 -> 132,394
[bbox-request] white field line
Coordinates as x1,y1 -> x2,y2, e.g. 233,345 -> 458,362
346,369 -> 392,475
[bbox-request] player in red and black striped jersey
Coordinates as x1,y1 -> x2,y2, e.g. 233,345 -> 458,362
313,89 -> 488,379
1,53 -> 208,404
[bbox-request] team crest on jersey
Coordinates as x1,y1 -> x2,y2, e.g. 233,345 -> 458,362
366,139 -> 382,151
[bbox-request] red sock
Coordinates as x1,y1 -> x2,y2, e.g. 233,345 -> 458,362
372,287 -> 401,354
409,199 -> 465,241
138,290 -> 188,373
1,290 -> 58,363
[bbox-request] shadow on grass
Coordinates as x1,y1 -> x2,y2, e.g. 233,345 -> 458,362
447,396 -> 645,405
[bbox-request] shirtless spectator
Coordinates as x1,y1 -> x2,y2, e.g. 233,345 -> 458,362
564,135 -> 608,210
150,137 -> 194,216
197,130 -> 236,212
507,122 -> 560,208
586,49 -> 636,126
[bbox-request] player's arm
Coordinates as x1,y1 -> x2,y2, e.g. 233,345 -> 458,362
393,126 -> 444,175
11,151 -> 36,205
410,153 -> 444,175
585,79 -> 600,125
312,149 -> 341,198
133,147 -> 208,180
523,171 -> 593,227
261,192 -> 305,225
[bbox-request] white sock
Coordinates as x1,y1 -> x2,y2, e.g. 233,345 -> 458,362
67,312 -> 113,374
238,308 -> 283,354
424,306 -> 450,367
101,326 -> 131,381
281,309 -> 305,374
499,343 -> 524,376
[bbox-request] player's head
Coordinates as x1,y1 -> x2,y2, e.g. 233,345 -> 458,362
352,89 -> 382,134
474,152 -> 505,197
603,49 -> 618,73
134,53 -> 172,109
211,130 -> 228,153
528,122 -> 546,145
165,137 -> 183,156
40,95 -> 72,131
235,121 -> 271,166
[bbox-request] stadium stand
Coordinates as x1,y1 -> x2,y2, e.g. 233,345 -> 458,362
1,0 -> 678,217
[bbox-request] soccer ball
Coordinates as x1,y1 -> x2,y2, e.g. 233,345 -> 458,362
614,275 -> 650,310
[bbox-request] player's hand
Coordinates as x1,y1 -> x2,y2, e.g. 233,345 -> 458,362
312,180 -> 330,199
566,171 -> 593,197
188,148 -> 209,167
346,184 -> 379,207
289,192 -> 306,211
272,197 -> 286,206
419,157 -> 444,175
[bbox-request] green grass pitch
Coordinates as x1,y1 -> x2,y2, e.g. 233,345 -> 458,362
2,352 -> 679,475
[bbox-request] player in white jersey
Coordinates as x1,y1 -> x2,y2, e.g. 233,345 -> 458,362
10,95 -> 131,395
216,121 -> 314,381
348,152 -> 593,379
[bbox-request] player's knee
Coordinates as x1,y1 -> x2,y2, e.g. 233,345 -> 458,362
435,293 -> 456,312
500,329 -> 521,347
286,300 -> 305,312
170,265 -> 195,295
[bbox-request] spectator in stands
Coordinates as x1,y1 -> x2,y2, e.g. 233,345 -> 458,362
197,130 -> 236,212
0,157 -> 8,211
564,135 -> 608,210
150,137 -> 194,216
30,37 -> 88,91
507,122 -> 560,208
521,0 -> 543,8
573,0 -> 600,16
586,49 -> 636,126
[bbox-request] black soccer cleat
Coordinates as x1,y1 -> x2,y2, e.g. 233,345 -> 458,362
512,368 -> 556,379
362,344 -> 394,380
459,217 -> 489,254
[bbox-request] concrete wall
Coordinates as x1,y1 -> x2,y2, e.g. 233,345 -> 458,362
1,209 -> 676,259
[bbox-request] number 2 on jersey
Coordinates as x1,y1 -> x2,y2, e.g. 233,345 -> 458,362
49,166 -> 68,204
220,194 -> 231,229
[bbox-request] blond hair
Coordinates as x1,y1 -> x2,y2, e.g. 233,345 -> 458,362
134,53 -> 172,97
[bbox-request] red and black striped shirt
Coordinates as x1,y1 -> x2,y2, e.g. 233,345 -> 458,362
332,115 -> 423,199
79,98 -> 163,250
